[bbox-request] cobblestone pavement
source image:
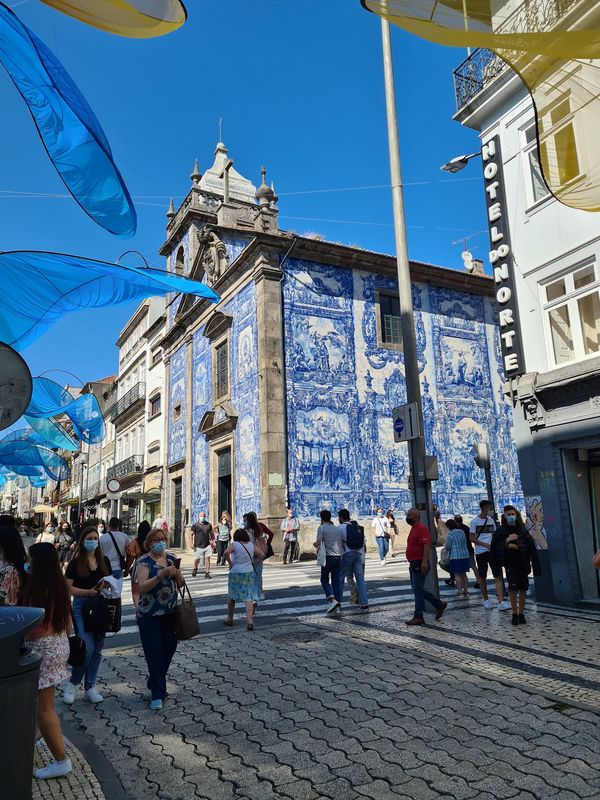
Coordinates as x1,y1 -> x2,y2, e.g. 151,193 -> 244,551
33,737 -> 105,800
51,599 -> 600,800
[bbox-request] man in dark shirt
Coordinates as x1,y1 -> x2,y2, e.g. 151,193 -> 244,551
405,508 -> 447,626
189,512 -> 214,579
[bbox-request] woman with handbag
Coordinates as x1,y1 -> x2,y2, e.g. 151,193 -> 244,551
243,512 -> 270,603
63,526 -> 111,706
20,543 -> 73,780
223,528 -> 257,630
135,527 -> 184,710
125,520 -> 151,607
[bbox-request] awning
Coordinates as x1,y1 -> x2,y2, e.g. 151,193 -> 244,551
122,488 -> 161,501
33,503 -> 58,513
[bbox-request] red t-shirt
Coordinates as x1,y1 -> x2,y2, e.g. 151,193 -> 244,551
405,522 -> 431,562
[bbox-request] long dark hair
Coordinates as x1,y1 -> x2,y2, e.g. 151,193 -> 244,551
0,519 -> 27,579
137,520 -> 151,547
72,526 -> 110,579
243,512 -> 262,537
20,543 -> 70,633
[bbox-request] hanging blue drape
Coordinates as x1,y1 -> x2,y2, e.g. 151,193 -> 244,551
0,430 -> 70,481
0,251 -> 220,350
0,3 -> 136,236
24,415 -> 80,451
26,378 -> 105,445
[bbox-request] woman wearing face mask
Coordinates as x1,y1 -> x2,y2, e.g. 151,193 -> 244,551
63,527 -> 111,705
216,511 -> 232,567
0,515 -> 27,605
56,522 -> 74,568
37,523 -> 57,545
97,521 -> 106,536
135,527 -> 184,710
492,506 -> 540,626
125,520 -> 151,606
371,507 -> 390,565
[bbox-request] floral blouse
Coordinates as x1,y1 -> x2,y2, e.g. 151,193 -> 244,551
0,562 -> 21,606
135,554 -> 178,617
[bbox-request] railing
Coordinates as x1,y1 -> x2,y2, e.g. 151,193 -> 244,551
83,479 -> 101,501
453,49 -> 508,110
107,454 -> 144,481
110,382 -> 146,422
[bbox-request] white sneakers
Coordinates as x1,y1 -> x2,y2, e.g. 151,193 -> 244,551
497,600 -> 512,611
34,758 -> 72,780
381,559 -> 387,566
63,685 -> 104,704
62,684 -> 75,705
326,599 -> 340,614
85,686 -> 104,703
482,599 -> 492,609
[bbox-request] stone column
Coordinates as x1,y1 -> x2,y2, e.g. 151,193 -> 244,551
254,254 -> 287,541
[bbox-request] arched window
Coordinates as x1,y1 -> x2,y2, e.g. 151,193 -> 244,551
174,246 -> 185,275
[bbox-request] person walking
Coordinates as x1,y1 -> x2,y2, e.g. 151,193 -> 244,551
371,507 -> 390,565
386,511 -> 398,558
0,515 -> 27,605
99,517 -> 129,580
223,528 -> 257,630
152,512 -> 169,533
36,522 -> 57,545
20,543 -> 72,780
338,509 -> 368,611
405,508 -> 447,626
444,519 -> 470,598
314,509 -> 344,614
216,512 -> 232,567
135,527 -> 184,709
470,500 -> 510,610
280,507 -> 300,564
63,527 -> 111,705
125,520 -> 151,607
55,522 -> 74,569
190,512 -> 214,579
493,506 -> 540,625
244,512 -> 269,602
454,514 -> 481,590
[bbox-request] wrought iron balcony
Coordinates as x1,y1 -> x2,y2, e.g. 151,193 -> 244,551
453,49 -> 508,111
107,454 -> 144,481
110,382 -> 146,423
83,479 -> 101,501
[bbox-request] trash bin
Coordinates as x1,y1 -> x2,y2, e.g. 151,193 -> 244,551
0,606 -> 44,800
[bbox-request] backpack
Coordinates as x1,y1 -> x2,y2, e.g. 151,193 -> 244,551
346,522 -> 365,551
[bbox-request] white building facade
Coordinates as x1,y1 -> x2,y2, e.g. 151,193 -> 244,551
454,40 -> 600,605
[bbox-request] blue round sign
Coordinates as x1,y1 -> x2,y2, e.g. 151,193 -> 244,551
394,417 -> 404,434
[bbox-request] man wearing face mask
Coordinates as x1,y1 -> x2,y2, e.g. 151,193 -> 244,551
190,512 -> 214,579
405,508 -> 447,626
492,506 -> 540,626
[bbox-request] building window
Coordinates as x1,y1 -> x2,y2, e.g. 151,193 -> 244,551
152,349 -> 162,366
214,340 -> 229,400
523,124 -> 549,206
173,403 -> 182,421
378,293 -> 403,347
147,444 -> 160,468
149,394 -> 161,418
542,263 -> 600,366
538,94 -> 580,189
174,246 -> 185,276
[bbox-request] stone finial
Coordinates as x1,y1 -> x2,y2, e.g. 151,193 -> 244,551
256,166 -> 275,206
190,159 -> 202,184
270,180 -> 279,206
166,198 -> 175,220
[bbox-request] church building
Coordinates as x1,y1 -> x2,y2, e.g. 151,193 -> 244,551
159,142 -> 522,548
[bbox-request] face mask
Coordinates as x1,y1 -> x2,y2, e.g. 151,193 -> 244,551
406,516 -> 414,525
200,517 -> 206,523
84,539 -> 98,552
377,511 -> 384,517
151,541 -> 166,555
24,562 -> 31,573
506,515 -> 516,524
98,525 -> 105,532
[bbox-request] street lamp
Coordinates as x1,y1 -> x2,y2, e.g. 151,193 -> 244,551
379,18 -> 438,589
440,152 -> 481,173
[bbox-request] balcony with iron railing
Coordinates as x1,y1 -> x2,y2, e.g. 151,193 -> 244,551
110,382 -> 146,423
107,454 -> 144,481
83,479 -> 101,501
453,0 -> 587,111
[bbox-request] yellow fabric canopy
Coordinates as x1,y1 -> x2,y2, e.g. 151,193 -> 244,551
39,0 -> 187,38
363,0 -> 600,212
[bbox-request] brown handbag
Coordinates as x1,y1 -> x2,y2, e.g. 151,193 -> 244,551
174,583 -> 199,640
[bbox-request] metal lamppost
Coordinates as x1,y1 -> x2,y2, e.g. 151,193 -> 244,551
380,19 -> 437,582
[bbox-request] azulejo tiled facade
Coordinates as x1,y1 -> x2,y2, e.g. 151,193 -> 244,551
159,142 -> 522,546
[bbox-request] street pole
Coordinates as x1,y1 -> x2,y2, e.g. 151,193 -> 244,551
380,18 -> 438,593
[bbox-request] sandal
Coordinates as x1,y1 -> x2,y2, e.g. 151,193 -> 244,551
223,619 -> 233,627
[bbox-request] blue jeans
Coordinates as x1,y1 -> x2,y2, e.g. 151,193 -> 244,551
112,568 -> 123,580
70,597 -> 106,690
321,555 -> 342,603
254,561 -> 265,600
376,536 -> 389,561
409,562 -> 442,619
341,550 -> 368,606
137,614 -> 178,701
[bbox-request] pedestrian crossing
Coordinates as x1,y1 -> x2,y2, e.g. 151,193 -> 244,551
109,556 -> 479,642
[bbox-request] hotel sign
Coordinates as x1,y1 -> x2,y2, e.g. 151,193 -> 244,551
482,135 -> 525,377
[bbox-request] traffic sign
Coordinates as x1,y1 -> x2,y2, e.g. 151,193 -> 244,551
107,478 -> 121,493
392,402 -> 421,443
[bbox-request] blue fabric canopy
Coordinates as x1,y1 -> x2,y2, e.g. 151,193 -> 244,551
0,3 -> 136,236
26,377 -> 104,446
0,435 -> 69,482
0,251 -> 220,351
24,415 -> 80,451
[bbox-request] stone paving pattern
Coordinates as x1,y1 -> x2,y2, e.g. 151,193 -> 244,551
52,600 -> 600,800
33,737 -> 105,800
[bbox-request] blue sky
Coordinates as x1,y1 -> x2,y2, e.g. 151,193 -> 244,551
3,0 -> 486,383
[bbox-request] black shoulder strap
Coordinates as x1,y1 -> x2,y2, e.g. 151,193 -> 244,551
108,530 -> 125,566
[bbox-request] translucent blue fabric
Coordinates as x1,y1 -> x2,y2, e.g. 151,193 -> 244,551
0,3 -> 136,237
0,251 -> 220,351
0,435 -> 69,481
24,415 -> 80,451
26,377 -> 104,445
0,467 -> 47,489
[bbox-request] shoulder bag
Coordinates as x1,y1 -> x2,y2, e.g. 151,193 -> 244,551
108,531 -> 126,572
67,607 -> 86,667
316,530 -> 327,568
82,595 -> 122,634
174,583 -> 199,640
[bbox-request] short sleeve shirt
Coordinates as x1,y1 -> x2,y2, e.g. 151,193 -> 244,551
316,523 -> 343,556
469,516 -> 496,555
405,523 -> 431,562
192,522 -> 213,548
136,554 -> 178,617
65,556 -> 111,590
100,531 -> 129,571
